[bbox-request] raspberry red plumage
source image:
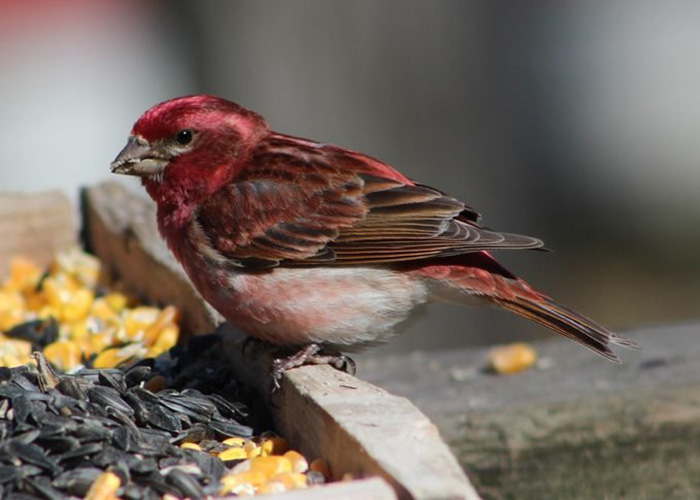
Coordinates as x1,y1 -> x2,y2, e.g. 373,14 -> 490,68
111,95 -> 635,361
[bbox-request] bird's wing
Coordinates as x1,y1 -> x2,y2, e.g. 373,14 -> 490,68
195,133 -> 544,268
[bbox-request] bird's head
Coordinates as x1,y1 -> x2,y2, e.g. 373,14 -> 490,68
111,95 -> 268,204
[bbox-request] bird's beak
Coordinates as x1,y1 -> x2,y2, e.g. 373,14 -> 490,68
110,136 -> 169,177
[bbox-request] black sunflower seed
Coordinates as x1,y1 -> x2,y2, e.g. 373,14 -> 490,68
52,467 -> 102,496
128,457 -> 158,475
183,449 -> 225,481
146,405 -> 182,433
124,365 -> 152,388
7,440 -> 59,473
86,386 -> 134,417
165,468 -> 204,498
55,377 -> 85,400
57,442 -> 103,462
25,475 -> 63,500
0,465 -> 21,484
98,370 -> 126,394
12,396 -> 32,426
208,419 -> 253,438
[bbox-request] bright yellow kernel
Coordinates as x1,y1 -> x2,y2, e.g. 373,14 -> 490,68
90,298 -> 120,324
219,446 -> 248,461
123,307 -> 161,338
52,248 -> 101,289
219,471 -> 267,494
0,338 -> 32,368
283,450 -> 309,474
88,329 -> 115,356
5,256 -> 42,292
0,291 -> 25,330
92,344 -> 143,369
244,441 -> 261,459
489,343 -> 538,375
43,340 -> 82,371
180,442 -> 202,451
84,471 -> 120,500
223,437 -> 247,447
61,288 -> 94,323
309,458 -> 331,479
143,306 -> 179,345
152,325 -> 179,352
260,436 -> 289,456
104,292 -> 128,313
250,455 -> 292,478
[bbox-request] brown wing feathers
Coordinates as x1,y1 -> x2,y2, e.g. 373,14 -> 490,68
197,139 -> 544,267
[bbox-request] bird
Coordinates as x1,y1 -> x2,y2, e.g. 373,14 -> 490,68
111,95 -> 635,384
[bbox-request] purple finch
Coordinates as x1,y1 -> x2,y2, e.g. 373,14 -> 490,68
111,95 -> 634,374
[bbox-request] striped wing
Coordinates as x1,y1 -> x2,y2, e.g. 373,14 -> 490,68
195,134 -> 544,269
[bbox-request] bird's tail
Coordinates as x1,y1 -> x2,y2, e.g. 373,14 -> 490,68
490,292 -> 636,362
414,252 -> 637,362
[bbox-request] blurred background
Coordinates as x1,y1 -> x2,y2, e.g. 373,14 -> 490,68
1,0 -> 698,354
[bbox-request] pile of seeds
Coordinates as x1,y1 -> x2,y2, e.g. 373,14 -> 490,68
0,249 -> 180,371
0,251 -> 334,497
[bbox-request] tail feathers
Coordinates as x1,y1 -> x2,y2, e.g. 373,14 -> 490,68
494,295 -> 637,362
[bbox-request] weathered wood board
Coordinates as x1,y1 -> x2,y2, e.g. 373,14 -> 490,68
359,323 -> 700,499
82,182 -> 479,500
0,191 -> 76,276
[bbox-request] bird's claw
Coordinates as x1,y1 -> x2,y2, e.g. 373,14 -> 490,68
270,344 -> 356,393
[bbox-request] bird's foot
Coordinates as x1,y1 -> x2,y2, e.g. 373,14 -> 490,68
270,343 -> 356,392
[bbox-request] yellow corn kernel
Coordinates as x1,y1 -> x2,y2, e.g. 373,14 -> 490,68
37,305 -> 58,321
85,471 -> 120,500
219,446 -> 248,461
93,343 -> 145,369
0,291 -> 25,330
219,471 -> 267,494
152,325 -> 179,352
42,277 -> 88,322
104,292 -> 128,313
52,248 -> 101,289
90,298 -> 120,325
260,436 -> 289,457
0,338 -> 32,368
180,442 -> 202,451
142,306 -> 179,346
309,458 -> 331,480
62,288 -> 94,323
122,306 -> 161,340
489,343 -> 538,375
85,329 -> 114,357
244,441 -> 261,459
283,450 -> 309,474
5,256 -> 42,292
43,340 -> 82,371
257,481 -> 287,494
24,290 -> 46,312
272,472 -> 308,490
250,456 -> 292,478
223,437 -> 247,447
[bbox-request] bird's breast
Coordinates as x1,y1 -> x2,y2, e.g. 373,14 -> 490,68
172,219 -> 428,348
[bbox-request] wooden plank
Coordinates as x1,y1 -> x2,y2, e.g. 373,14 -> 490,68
0,190 -> 76,274
83,182 -> 479,500
359,323 -> 700,499
221,327 -> 478,500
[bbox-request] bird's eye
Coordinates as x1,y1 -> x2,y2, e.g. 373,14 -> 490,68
175,129 -> 194,145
